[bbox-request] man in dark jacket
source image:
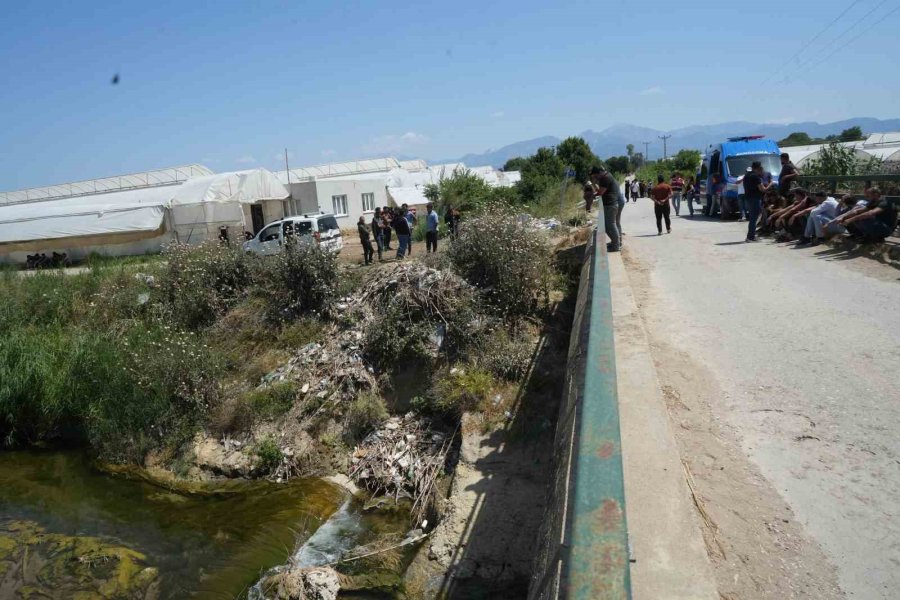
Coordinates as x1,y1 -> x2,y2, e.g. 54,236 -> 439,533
393,207 -> 412,259
358,216 -> 374,265
589,166 -> 621,252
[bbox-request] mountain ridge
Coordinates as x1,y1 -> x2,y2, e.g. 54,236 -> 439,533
437,117 -> 900,167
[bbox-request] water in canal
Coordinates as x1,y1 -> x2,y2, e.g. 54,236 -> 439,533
0,449 -> 392,598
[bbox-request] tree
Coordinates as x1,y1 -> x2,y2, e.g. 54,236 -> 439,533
626,144 -> 635,158
630,152 -> 645,170
515,147 -> 566,203
778,132 -> 814,147
556,136 -> 599,183
423,183 -> 440,204
605,155 -> 630,174
804,141 -> 883,177
838,126 -> 864,142
503,157 -> 529,172
437,169 -> 494,212
671,149 -> 701,173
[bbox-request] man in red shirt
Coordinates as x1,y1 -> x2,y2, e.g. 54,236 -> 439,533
670,172 -> 685,216
651,174 -> 673,235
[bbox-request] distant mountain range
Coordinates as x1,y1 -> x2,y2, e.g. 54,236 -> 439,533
442,117 -> 900,167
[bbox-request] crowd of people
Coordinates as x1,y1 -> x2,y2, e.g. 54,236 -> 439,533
357,203 -> 457,265
587,152 -> 896,249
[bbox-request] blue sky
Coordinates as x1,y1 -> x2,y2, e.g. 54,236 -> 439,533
1,0 -> 898,190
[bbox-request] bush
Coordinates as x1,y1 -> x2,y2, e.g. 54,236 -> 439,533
246,381 -> 297,420
475,329 -> 534,381
157,241 -> 254,330
254,244 -> 339,321
429,368 -> 496,415
448,212 -> 554,318
255,436 -> 283,473
345,391 -> 388,441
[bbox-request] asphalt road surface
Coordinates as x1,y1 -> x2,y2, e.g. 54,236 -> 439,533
617,197 -> 900,599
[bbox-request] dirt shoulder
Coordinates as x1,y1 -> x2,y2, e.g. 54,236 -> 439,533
620,247 -> 845,600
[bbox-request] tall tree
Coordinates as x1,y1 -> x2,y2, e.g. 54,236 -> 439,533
626,144 -> 635,158
778,132 -> 814,147
838,126 -> 864,142
556,136 -> 599,183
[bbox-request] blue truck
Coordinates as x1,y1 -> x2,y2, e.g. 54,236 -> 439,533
698,136 -> 782,218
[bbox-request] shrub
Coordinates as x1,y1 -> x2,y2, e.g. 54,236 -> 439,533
254,244 -> 339,321
345,391 -> 388,441
430,368 -> 496,415
157,241 -> 254,330
246,381 -> 297,420
255,436 -> 283,473
475,329 -> 534,381
448,212 -> 554,318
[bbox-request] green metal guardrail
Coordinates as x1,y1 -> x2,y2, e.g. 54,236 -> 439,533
529,206 -> 631,599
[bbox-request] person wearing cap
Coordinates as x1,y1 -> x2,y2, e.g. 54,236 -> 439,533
742,161 -> 767,242
589,165 -> 621,252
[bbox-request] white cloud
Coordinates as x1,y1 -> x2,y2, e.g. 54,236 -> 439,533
491,110 -> 505,118
639,86 -> 662,95
362,131 -> 429,155
235,155 -> 256,164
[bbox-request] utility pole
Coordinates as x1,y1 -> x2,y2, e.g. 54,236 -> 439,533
284,148 -> 292,214
658,135 -> 672,161
642,141 -> 651,162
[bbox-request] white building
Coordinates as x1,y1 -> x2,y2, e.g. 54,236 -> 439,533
273,157 -> 520,229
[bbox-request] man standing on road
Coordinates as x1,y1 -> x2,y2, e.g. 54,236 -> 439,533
589,165 -> 621,252
631,179 -> 640,202
624,177 -> 631,202
743,161 -> 767,242
778,153 -> 800,199
670,172 -> 685,216
357,216 -> 374,265
425,203 -> 439,253
650,174 -> 672,235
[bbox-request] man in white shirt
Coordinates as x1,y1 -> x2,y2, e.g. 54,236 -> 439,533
799,192 -> 841,245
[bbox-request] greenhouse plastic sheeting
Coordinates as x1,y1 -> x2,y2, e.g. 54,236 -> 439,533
0,205 -> 166,244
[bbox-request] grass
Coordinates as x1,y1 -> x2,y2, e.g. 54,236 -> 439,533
254,437 -> 283,474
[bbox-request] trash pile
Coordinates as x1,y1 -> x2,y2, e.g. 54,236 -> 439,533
517,213 -> 561,231
349,413 -> 452,522
350,262 -> 476,322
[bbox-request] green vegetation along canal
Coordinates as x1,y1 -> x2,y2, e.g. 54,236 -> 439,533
0,449 -> 353,598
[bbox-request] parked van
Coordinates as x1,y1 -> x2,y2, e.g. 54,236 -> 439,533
243,213 -> 343,256
698,136 -> 781,218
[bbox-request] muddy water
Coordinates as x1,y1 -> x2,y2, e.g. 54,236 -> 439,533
0,449 -> 346,598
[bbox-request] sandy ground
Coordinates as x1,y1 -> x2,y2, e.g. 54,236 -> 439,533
617,199 -> 900,599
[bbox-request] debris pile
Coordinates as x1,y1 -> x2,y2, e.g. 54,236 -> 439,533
517,213 -> 561,231
349,413 -> 453,522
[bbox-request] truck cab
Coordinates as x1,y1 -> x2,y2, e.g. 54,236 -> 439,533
698,136 -> 781,218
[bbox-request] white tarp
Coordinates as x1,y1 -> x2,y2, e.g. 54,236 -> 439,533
0,205 -> 166,244
0,168 -> 288,249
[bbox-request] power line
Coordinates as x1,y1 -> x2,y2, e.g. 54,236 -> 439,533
797,3 -> 900,78
777,0 -> 892,83
658,135 -> 672,161
760,0 -> 862,85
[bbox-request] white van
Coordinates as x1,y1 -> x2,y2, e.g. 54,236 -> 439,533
243,213 -> 343,256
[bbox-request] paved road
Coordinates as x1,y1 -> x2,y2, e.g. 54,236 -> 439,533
617,198 -> 900,599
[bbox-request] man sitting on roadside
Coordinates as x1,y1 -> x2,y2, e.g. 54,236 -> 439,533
837,188 -> 897,242
796,192 -> 839,246
825,188 -> 876,234
767,188 -> 812,239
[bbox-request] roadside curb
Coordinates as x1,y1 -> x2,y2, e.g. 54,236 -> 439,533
608,250 -> 719,600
